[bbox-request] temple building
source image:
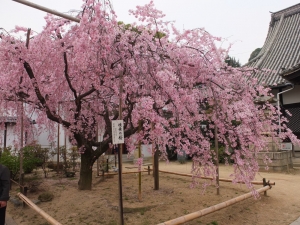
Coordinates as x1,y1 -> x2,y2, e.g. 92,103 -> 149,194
245,3 -> 300,169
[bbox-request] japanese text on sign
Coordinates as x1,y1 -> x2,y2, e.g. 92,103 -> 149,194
112,120 -> 124,144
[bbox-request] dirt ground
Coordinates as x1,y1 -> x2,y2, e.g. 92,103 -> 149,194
6,161 -> 300,225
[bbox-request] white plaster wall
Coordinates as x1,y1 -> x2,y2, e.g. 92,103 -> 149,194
3,122 -> 73,156
271,85 -> 300,105
34,125 -> 70,148
5,124 -> 18,149
35,123 -> 74,162
281,85 -> 300,105
141,144 -> 153,158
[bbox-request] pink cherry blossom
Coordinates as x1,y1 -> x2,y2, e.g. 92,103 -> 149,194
0,0 -> 298,190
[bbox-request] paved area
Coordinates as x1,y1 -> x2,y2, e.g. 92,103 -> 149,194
290,217 -> 300,225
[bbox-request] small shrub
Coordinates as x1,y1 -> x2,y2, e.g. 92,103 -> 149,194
38,192 -> 54,202
47,161 -> 63,170
23,145 -> 43,174
0,144 -> 44,175
0,148 -> 19,179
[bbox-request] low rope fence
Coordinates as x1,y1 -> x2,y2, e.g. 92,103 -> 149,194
17,192 -> 62,225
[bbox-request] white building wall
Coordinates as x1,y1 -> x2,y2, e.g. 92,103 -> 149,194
272,85 -> 300,151
2,122 -> 73,161
4,124 -> 18,149
271,85 -> 300,105
141,144 -> 153,158
282,85 -> 300,105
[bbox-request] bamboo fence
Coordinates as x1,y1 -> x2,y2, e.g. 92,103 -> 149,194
157,185 -> 272,225
17,193 -> 62,225
155,169 -> 275,185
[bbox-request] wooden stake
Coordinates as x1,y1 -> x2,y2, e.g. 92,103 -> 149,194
138,121 -> 142,201
215,126 -> 220,195
19,101 -> 24,186
19,28 -> 31,187
96,124 -> 100,176
152,122 -> 155,177
117,71 -> 124,225
57,105 -> 60,173
154,148 -> 159,190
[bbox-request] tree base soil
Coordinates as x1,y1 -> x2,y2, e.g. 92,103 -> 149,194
7,161 -> 300,225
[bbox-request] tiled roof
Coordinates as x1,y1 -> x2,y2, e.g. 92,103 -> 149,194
244,3 -> 300,87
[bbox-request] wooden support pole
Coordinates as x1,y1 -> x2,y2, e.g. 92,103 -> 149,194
117,142 -> 124,225
157,185 -> 272,225
154,149 -> 159,190
12,0 -> 80,23
19,101 -> 24,186
96,124 -> 100,176
138,121 -> 142,201
17,192 -> 62,225
117,71 -> 124,225
151,122 -> 155,178
215,126 -> 220,195
57,105 -> 60,173
155,169 -> 275,186
23,186 -> 28,207
3,122 -> 7,150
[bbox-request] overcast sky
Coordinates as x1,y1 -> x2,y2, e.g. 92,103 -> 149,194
1,0 -> 299,64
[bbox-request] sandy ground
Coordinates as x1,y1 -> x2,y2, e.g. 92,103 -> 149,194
6,161 -> 300,225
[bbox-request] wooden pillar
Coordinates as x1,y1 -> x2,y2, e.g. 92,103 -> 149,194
215,126 -> 220,195
3,122 -> 7,149
19,101 -> 24,186
138,121 -> 142,200
154,148 -> 159,190
117,71 -> 124,225
57,105 -> 60,173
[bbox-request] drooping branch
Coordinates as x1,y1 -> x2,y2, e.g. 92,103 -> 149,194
23,61 -> 71,127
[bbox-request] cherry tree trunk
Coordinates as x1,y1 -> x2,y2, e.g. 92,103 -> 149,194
78,150 -> 93,190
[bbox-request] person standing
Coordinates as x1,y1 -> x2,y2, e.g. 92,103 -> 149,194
0,164 -> 10,225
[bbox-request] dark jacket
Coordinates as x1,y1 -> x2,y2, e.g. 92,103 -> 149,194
0,164 -> 10,201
